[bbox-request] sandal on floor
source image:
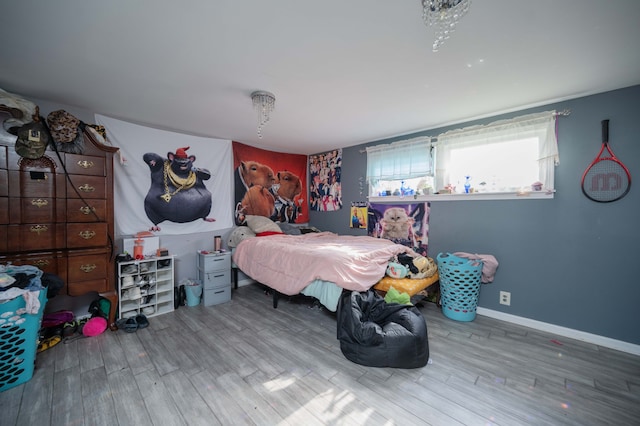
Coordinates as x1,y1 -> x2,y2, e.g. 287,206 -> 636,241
62,320 -> 77,338
116,317 -> 138,333
135,314 -> 149,329
37,335 -> 61,353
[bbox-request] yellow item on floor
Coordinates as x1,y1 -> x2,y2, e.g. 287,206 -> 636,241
374,272 -> 439,297
37,335 -> 61,353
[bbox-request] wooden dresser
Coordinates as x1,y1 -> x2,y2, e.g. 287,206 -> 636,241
0,106 -> 119,327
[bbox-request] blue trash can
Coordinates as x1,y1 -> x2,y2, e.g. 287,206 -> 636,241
184,280 -> 203,307
436,253 -> 483,322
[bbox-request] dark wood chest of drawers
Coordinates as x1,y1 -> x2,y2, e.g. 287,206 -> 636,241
0,107 -> 119,326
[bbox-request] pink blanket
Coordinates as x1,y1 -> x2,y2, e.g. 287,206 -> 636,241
232,232 -> 414,295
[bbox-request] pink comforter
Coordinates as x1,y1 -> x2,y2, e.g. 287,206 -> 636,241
232,232 -> 414,295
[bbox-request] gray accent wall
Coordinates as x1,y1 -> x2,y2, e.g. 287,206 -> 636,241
310,85 -> 640,346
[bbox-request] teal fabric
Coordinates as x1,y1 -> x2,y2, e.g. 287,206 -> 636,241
301,280 -> 343,312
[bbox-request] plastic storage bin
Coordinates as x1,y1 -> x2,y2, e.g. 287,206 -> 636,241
436,253 -> 483,322
0,290 -> 48,392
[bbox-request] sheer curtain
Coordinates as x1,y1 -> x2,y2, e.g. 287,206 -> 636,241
366,137 -> 432,188
434,111 -> 559,192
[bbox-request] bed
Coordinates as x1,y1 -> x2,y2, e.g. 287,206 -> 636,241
231,218 -> 415,311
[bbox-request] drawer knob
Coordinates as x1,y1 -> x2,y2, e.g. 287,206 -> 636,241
77,160 -> 94,169
30,225 -> 48,234
79,230 -> 96,240
78,184 -> 95,192
33,259 -> 50,267
79,206 -> 95,215
31,198 -> 49,208
80,264 -> 97,273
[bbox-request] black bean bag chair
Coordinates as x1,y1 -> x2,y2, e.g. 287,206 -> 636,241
336,289 -> 429,368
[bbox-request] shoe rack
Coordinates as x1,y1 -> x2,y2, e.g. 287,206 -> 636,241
116,255 -> 174,320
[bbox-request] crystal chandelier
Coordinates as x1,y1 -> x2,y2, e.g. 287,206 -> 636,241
422,0 -> 471,52
251,91 -> 276,139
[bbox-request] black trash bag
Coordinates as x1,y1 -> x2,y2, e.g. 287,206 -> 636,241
336,289 -> 429,368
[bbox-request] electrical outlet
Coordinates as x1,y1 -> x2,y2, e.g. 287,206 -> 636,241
499,291 -> 511,306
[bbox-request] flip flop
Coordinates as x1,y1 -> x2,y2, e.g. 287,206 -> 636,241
135,314 -> 149,329
37,335 -> 61,352
116,317 -> 138,333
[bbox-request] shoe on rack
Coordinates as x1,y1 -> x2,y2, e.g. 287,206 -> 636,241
121,276 -> 134,289
122,264 -> 137,274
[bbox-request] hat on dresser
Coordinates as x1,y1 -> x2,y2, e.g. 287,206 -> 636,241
15,110 -> 49,159
46,110 -> 80,143
46,109 -> 85,154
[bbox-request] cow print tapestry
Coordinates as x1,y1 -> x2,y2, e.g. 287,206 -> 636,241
233,141 -> 308,225
96,114 -> 233,235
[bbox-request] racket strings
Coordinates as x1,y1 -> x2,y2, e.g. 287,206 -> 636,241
583,159 -> 630,201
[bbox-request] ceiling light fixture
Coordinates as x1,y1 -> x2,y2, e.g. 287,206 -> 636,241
422,0 -> 471,52
251,90 -> 276,139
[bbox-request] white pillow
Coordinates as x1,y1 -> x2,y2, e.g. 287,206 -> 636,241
245,215 -> 282,234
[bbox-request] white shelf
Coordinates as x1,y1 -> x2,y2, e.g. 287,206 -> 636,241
116,255 -> 175,319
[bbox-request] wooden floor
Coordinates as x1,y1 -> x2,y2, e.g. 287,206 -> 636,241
1,283 -> 639,426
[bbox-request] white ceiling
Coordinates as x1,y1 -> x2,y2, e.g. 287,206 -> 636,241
1,1 -> 639,155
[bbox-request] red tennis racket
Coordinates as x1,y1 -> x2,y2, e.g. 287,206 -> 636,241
581,120 -> 631,202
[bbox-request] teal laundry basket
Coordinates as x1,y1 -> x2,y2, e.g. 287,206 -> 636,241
0,289 -> 48,392
437,253 -> 483,322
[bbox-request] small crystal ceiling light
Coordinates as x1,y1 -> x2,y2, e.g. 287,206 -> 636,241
251,91 -> 276,139
422,0 -> 471,52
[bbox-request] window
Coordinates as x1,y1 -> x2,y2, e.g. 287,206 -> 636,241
366,137 -> 433,197
366,111 -> 559,199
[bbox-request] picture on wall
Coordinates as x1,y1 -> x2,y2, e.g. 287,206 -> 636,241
350,202 -> 368,229
96,114 -> 233,235
309,148 -> 342,211
233,141 -> 308,225
368,202 -> 430,256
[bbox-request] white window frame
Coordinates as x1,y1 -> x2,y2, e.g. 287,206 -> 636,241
368,111 -> 559,202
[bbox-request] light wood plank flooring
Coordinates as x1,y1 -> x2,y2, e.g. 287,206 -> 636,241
1,283 -> 639,425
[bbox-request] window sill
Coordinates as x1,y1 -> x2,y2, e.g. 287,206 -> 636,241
368,191 -> 555,202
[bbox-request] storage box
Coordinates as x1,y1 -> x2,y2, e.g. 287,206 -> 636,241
122,236 -> 160,258
203,286 -> 231,306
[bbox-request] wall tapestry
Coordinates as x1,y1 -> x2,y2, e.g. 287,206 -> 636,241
309,148 -> 342,211
96,114 -> 233,235
350,202 -> 368,229
368,202 -> 430,256
233,141 -> 307,225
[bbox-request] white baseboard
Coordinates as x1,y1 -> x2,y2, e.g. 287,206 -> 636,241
476,307 -> 640,356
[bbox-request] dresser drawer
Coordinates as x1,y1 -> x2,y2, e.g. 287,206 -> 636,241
66,222 -> 108,248
0,169 -> 7,196
0,251 -> 67,279
67,278 -> 109,296
66,199 -> 107,222
9,170 -> 57,198
67,253 -> 108,284
64,154 -> 106,176
66,175 -> 106,199
0,198 -> 7,224
6,223 -> 66,251
9,197 -> 64,223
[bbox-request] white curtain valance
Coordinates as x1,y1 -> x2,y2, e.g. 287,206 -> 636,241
437,111 -> 559,164
366,137 -> 433,182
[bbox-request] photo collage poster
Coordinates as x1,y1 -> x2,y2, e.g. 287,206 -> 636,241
309,148 -> 342,211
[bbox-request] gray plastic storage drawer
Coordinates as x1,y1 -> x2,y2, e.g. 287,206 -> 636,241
197,253 -> 231,271
204,286 -> 231,306
198,269 -> 231,290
